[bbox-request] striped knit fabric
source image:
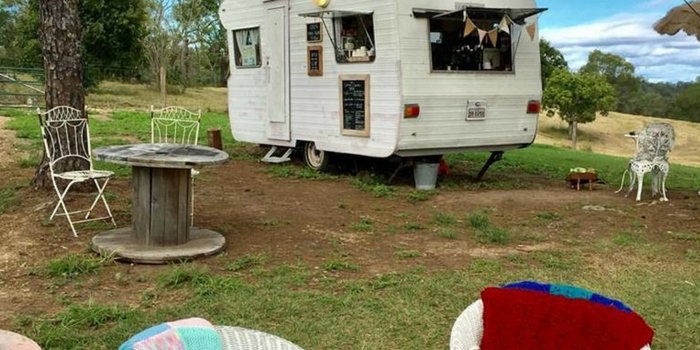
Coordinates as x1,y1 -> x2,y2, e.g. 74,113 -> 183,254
119,318 -> 222,350
502,281 -> 633,312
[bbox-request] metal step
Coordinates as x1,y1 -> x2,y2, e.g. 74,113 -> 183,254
261,146 -> 293,164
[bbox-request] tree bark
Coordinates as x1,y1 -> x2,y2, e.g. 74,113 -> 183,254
571,121 -> 578,150
33,0 -> 87,189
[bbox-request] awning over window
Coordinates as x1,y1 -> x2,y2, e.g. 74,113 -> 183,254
412,7 -> 547,24
299,10 -> 373,19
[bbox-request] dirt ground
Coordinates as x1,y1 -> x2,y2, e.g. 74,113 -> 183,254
1,146 -> 700,329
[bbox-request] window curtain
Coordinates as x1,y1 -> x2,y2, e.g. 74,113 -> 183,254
235,29 -> 260,67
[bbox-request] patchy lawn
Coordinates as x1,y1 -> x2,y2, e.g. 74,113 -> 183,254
0,107 -> 699,350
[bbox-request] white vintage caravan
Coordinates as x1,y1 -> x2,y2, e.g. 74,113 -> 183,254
219,0 -> 545,173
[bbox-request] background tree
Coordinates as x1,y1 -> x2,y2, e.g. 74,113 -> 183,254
0,0 -> 147,87
172,0 -> 228,88
33,0 -> 86,188
539,39 -> 568,88
143,0 -> 178,96
543,69 -> 616,149
579,50 -> 642,113
79,0 -> 148,85
670,79 -> 700,122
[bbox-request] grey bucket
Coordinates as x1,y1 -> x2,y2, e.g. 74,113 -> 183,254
413,162 -> 439,190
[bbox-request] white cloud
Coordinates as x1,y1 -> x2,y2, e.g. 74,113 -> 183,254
540,12 -> 700,82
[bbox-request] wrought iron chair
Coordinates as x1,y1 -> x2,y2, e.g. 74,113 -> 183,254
150,105 -> 202,226
38,106 -> 116,237
618,123 -> 675,201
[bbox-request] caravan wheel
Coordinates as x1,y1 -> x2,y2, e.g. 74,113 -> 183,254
303,142 -> 331,171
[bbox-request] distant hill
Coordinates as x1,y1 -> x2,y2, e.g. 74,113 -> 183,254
536,112 -> 700,167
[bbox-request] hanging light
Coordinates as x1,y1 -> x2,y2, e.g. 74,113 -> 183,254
313,0 -> 330,8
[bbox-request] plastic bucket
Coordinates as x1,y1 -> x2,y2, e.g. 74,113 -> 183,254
413,162 -> 439,190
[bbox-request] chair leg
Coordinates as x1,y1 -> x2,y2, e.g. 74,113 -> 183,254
85,178 -> 116,226
51,181 -> 79,237
190,177 -> 195,227
636,172 -> 645,201
660,172 -> 669,202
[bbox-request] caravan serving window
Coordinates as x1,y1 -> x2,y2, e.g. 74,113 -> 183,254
233,28 -> 261,68
429,11 -> 513,72
333,14 -> 376,63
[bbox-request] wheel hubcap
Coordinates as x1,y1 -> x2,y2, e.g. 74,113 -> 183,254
307,144 -> 323,167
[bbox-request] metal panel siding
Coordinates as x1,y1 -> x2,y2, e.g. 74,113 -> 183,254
396,0 -> 543,152
221,0 -> 403,157
220,0 -> 271,145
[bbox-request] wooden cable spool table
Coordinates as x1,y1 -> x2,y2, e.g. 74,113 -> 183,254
92,143 -> 229,264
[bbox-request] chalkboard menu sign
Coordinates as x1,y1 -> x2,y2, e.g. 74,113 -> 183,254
307,46 -> 323,76
339,75 -> 370,137
306,23 -> 322,43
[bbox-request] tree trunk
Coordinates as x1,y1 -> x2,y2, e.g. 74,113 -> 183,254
33,0 -> 87,189
571,121 -> 578,150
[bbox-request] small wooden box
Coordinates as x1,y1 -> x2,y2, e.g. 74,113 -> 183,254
566,172 -> 598,191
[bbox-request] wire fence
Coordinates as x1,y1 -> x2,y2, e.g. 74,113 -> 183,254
0,63 -> 227,108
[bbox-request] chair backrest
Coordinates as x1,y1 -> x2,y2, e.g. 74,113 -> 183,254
634,123 -> 675,161
150,105 -> 201,145
38,106 -> 93,172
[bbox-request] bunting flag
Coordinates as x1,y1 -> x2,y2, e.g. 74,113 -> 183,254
487,29 -> 499,47
463,18 -> 477,37
499,16 -> 512,34
526,22 -> 538,40
477,29 -> 488,44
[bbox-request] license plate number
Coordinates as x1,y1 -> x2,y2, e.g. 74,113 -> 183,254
467,107 -> 486,120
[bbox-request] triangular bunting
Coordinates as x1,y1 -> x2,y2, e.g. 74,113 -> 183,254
526,23 -> 537,41
463,18 -> 477,37
487,29 -> 499,47
477,29 -> 488,44
499,16 -> 512,34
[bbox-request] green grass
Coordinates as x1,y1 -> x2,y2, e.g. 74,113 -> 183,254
536,211 -> 562,221
0,185 -> 21,215
467,211 -> 511,245
156,264 -> 209,289
45,254 -> 109,279
432,212 -> 457,227
266,165 -> 337,180
322,259 -> 360,272
407,190 -> 437,203
227,253 -> 267,272
467,212 -> 491,231
0,108 -> 237,179
14,252 -> 700,349
438,228 -> 459,240
351,217 -> 374,232
446,144 -> 700,190
394,249 -> 422,260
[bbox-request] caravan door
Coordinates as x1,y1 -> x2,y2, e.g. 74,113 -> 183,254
264,0 -> 291,141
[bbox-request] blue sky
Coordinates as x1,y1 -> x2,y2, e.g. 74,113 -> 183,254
537,0 -> 700,82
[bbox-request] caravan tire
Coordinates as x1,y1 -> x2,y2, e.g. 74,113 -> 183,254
303,142 -> 331,171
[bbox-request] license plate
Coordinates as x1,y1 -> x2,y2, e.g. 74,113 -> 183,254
467,107 -> 486,120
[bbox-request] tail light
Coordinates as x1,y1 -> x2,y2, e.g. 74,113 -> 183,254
527,100 -> 541,114
404,104 -> 420,118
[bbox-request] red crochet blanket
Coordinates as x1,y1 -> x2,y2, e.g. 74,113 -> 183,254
480,288 -> 654,350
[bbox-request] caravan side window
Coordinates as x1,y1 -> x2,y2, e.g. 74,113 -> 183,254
333,15 -> 376,63
429,12 -> 513,72
233,28 -> 262,68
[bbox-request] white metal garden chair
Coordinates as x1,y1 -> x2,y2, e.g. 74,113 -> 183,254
150,105 -> 201,226
38,106 -> 116,237
449,299 -> 652,350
